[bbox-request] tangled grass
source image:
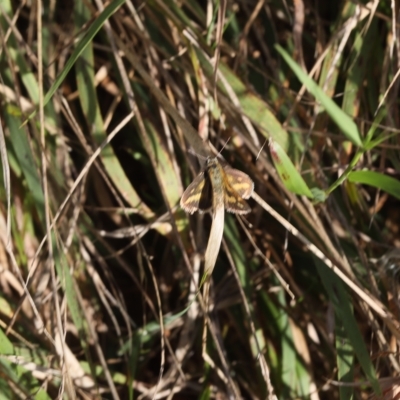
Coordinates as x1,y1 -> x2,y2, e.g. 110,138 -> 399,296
0,1 -> 400,399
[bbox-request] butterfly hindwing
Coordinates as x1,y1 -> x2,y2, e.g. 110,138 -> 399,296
223,179 -> 251,214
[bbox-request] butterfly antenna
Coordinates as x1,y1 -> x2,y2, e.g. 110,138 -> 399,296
256,139 -> 268,161
218,137 -> 231,154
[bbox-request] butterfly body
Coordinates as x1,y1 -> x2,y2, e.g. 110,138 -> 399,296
180,157 -> 254,214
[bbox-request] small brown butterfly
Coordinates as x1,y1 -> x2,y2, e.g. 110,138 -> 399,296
180,157 -> 254,214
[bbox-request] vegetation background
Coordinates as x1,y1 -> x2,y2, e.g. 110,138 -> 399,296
0,0 -> 400,399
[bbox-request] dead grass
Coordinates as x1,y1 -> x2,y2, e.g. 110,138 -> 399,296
0,0 -> 400,399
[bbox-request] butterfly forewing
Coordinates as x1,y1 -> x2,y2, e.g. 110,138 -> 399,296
224,167 -> 254,199
180,172 -> 212,214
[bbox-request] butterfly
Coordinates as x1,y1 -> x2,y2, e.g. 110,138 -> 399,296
180,157 -> 254,214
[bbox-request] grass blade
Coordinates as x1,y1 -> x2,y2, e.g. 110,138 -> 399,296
275,45 -> 362,147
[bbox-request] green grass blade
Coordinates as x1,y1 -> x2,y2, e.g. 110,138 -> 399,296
315,258 -> 381,395
5,111 -> 45,225
218,63 -> 289,150
144,120 -> 183,209
0,328 -> 13,354
194,48 -> 289,150
73,1 -> 154,219
336,323 -> 354,400
275,45 -> 362,147
43,0 -> 126,108
348,171 -> 400,200
269,139 -> 314,198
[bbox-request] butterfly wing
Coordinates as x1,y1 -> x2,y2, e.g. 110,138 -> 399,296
224,167 -> 254,199
180,172 -> 212,214
223,182 -> 252,214
181,160 -> 253,214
